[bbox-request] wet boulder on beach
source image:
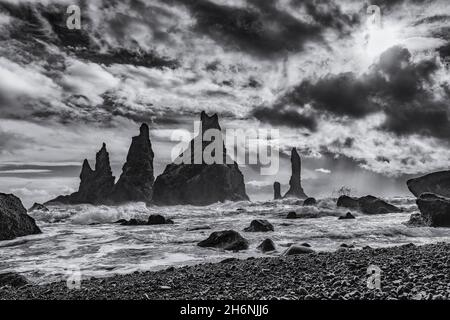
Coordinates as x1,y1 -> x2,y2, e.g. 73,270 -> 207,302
416,193 -> 450,227
197,230 -> 249,251
257,238 -> 276,252
243,219 -> 274,232
0,193 -> 41,241
337,195 -> 402,215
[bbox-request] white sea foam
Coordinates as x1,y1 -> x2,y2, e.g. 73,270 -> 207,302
1,197 -> 449,284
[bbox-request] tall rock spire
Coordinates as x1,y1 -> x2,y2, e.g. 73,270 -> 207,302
273,182 -> 282,200
46,143 -> 115,205
110,123 -> 155,203
283,148 -> 307,199
152,111 -> 249,206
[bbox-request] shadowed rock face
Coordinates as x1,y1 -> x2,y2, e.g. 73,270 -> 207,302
283,148 -> 307,199
46,143 -> 115,205
110,124 -> 155,203
407,171 -> 450,198
337,195 -> 402,215
152,112 -> 249,206
416,193 -> 450,227
0,193 -> 41,240
273,182 -> 282,200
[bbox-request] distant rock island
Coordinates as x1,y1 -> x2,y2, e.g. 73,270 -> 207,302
47,124 -> 155,205
46,112 -> 248,206
152,112 -> 249,206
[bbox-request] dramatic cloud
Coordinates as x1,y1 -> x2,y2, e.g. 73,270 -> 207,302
259,46 -> 450,138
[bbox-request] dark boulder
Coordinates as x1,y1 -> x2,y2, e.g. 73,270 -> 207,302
187,225 -> 211,231
286,211 -> 297,219
120,218 -> 147,226
406,213 -> 426,227
338,212 -> 356,220
303,197 -> 317,206
152,112 -> 248,206
110,124 -> 155,203
337,195 -> 402,214
0,193 -> 41,241
407,171 -> 450,198
148,214 -> 169,225
243,219 -> 274,232
257,238 -> 276,252
0,272 -> 29,288
283,245 -> 315,256
197,230 -> 249,251
28,203 -> 49,212
46,143 -> 115,205
273,182 -> 282,200
283,148 -> 308,199
416,193 -> 450,227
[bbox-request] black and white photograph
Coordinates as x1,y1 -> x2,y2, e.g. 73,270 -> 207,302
0,0 -> 449,310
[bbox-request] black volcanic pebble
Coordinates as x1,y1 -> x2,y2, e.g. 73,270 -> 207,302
2,243 -> 450,300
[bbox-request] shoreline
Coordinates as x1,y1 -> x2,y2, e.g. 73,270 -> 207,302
1,242 -> 449,300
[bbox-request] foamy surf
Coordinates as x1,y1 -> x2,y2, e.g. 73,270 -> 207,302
1,197 -> 450,284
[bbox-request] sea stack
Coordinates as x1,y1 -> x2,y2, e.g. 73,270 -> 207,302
274,182 -> 282,200
152,111 -> 249,206
110,123 -> 155,203
46,143 -> 115,205
283,148 -> 307,199
407,171 -> 450,198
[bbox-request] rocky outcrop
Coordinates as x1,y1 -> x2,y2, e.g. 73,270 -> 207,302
152,112 -> 249,206
338,212 -> 356,220
337,195 -> 402,215
0,193 -> 41,241
243,219 -> 274,232
118,214 -> 174,226
416,193 -> 450,227
110,124 -> 154,203
286,211 -> 297,219
257,238 -> 276,252
407,171 -> 450,198
273,182 -> 282,200
46,143 -> 115,205
283,245 -> 315,256
303,197 -> 317,206
28,203 -> 49,212
406,213 -> 426,227
197,230 -> 249,251
283,148 -> 307,199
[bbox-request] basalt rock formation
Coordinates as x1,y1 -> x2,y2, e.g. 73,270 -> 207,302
407,171 -> 450,198
416,193 -> 450,227
337,195 -> 402,215
110,124 -> 155,203
152,111 -> 249,206
0,193 -> 41,240
283,148 -> 307,199
28,203 -> 49,212
273,182 -> 282,200
46,143 -> 115,205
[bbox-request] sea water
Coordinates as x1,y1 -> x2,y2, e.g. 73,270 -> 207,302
1,197 -> 450,284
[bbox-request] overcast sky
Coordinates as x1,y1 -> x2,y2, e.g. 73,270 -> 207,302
0,0 -> 449,206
